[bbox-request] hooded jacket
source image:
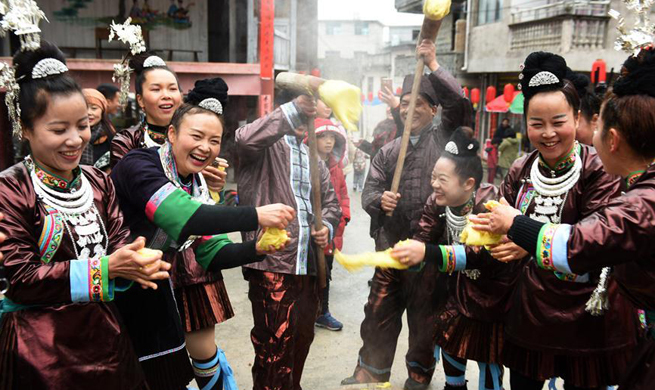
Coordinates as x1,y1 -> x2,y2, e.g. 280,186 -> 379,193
311,118 -> 351,254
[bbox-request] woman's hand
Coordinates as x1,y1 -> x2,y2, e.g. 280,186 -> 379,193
256,204 -> 296,229
391,239 -> 426,267
487,237 -> 528,263
469,198 -> 521,235
107,237 -> 171,290
255,229 -> 290,255
378,85 -> 399,109
203,160 -> 228,193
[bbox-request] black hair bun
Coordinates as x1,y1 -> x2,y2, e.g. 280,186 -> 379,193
186,77 -> 229,108
519,51 -> 567,100
566,68 -> 590,98
613,48 -> 655,98
128,51 -> 166,75
445,126 -> 479,157
14,41 -> 67,83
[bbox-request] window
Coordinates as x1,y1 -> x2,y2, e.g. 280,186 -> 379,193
325,50 -> 341,58
478,0 -> 502,25
412,29 -> 420,40
326,22 -> 342,35
355,21 -> 369,35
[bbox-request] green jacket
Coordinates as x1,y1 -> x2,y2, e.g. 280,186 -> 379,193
498,137 -> 520,169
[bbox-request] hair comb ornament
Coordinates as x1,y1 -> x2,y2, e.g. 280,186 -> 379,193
198,98 -> 223,115
0,0 -> 47,51
143,55 -> 166,69
609,0 -> 655,55
445,141 -> 459,155
108,17 -> 147,108
31,58 -> 68,79
528,71 -> 560,87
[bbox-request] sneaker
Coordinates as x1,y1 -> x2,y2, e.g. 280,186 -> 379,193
404,378 -> 429,390
315,312 -> 343,331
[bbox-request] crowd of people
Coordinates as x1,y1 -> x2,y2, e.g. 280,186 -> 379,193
0,3 -> 655,390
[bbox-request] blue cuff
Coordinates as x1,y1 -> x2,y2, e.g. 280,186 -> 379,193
324,221 -> 334,241
551,224 -> 573,274
453,245 -> 467,271
69,259 -> 89,302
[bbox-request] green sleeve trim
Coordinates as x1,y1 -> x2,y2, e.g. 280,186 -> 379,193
194,234 -> 233,270
148,185 -> 202,241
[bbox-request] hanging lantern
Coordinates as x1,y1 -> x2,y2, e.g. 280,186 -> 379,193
591,59 -> 606,84
368,91 -> 374,102
310,68 -> 321,77
462,86 -> 469,98
361,93 -> 365,102
470,88 -> 481,105
503,84 -> 515,103
395,87 -> 402,95
486,86 -> 497,104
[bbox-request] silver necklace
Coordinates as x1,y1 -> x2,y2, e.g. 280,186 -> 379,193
445,204 -> 481,280
528,153 -> 581,224
29,164 -> 108,260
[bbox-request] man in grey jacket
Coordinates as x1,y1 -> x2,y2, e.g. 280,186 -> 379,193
236,93 -> 342,390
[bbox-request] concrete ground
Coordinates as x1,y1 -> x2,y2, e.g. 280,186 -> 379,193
213,174 -> 516,390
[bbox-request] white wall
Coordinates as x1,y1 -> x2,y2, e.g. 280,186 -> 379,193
318,20 -> 385,58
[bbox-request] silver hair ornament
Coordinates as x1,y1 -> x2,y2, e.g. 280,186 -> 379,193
143,55 -> 166,68
0,63 -> 21,138
0,0 -> 47,52
198,98 -> 223,115
528,71 -> 560,87
445,141 -> 459,155
31,58 -> 68,79
609,0 -> 655,56
109,18 -> 147,108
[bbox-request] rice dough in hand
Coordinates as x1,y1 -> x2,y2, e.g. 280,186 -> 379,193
257,228 -> 290,251
460,200 -> 503,247
335,240 -> 411,272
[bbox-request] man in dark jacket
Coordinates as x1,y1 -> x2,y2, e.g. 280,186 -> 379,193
235,94 -> 342,390
342,39 -> 472,390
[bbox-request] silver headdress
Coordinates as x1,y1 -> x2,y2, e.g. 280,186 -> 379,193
0,0 -> 48,138
609,0 -> 655,55
108,17 -> 147,108
528,71 -> 560,87
32,58 -> 68,79
198,98 -> 223,115
143,55 -> 167,68
445,141 -> 459,155
0,0 -> 47,52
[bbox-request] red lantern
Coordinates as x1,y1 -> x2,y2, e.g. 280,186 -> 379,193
486,86 -> 497,104
310,68 -> 321,77
298,70 -> 306,75
462,86 -> 469,98
591,59 -> 606,83
470,88 -> 481,105
361,93 -> 365,102
368,92 -> 374,102
503,84 -> 515,103
396,87 -> 402,95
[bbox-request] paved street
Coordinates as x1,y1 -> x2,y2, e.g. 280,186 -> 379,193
213,174 -> 516,390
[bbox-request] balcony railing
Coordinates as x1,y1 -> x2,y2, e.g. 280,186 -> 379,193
510,0 -> 610,24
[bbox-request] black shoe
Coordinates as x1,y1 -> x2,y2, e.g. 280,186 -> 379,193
404,378 -> 429,390
341,376 -> 360,386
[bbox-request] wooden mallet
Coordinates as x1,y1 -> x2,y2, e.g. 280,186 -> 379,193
386,3 -> 449,217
